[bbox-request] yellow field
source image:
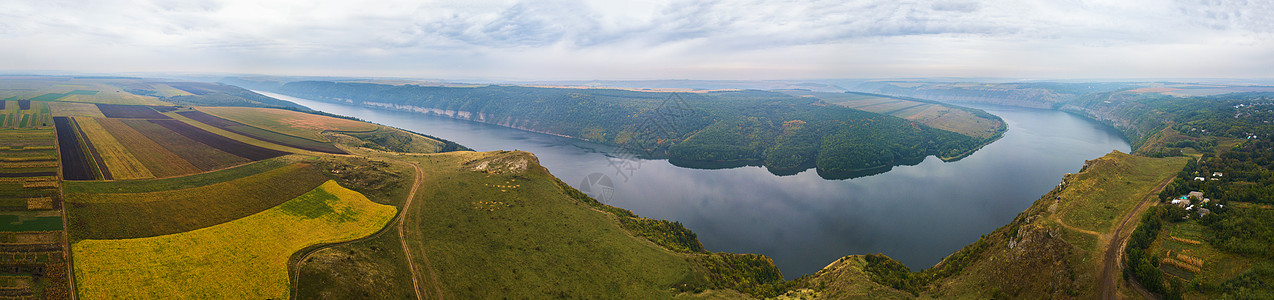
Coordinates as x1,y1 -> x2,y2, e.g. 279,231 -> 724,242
49,102 -> 105,118
198,106 -> 378,141
73,117 -> 154,180
72,180 -> 396,299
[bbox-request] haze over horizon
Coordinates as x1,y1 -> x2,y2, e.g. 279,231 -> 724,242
3,0 -> 1272,81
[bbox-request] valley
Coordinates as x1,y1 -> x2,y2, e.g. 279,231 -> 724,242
0,74 -> 1268,299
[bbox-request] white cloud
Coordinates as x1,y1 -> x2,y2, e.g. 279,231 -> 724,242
0,0 -> 1271,79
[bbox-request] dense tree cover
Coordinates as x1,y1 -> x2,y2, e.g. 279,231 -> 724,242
617,218 -> 705,253
276,81 -> 991,177
1125,207 -> 1170,296
1116,92 -> 1274,298
863,254 -> 922,295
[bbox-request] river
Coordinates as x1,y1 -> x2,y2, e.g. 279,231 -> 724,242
257,91 -> 1130,279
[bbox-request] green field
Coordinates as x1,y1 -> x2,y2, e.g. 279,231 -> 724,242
1056,152 -> 1190,233
66,161 -> 330,239
72,180 -> 396,299
0,211 -> 63,232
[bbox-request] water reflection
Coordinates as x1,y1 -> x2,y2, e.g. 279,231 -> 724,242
258,91 -> 1129,278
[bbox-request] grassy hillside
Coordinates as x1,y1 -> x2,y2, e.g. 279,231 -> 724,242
781,151 -> 1188,299
72,180 -> 395,299
295,150 -> 787,299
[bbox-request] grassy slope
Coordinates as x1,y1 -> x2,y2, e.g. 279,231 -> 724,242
296,148 -> 783,299
72,180 -> 395,299
791,151 -> 1188,299
404,151 -> 694,298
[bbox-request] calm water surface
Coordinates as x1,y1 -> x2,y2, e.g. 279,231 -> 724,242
259,91 -> 1130,278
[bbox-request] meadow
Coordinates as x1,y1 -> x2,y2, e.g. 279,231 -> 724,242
72,180 -> 396,299
1055,152 -> 1189,233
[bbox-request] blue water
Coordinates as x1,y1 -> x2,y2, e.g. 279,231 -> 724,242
259,91 -> 1130,278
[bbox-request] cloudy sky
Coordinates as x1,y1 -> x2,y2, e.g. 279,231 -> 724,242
2,0 -> 1271,80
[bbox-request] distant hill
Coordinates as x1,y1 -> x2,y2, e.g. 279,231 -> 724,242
247,80 -> 1003,179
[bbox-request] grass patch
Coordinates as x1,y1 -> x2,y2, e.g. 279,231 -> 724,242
0,211 -> 63,232
1057,152 -> 1189,233
72,180 -> 395,299
341,127 -> 445,153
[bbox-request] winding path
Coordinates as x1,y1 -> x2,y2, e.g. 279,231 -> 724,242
288,158 -> 443,300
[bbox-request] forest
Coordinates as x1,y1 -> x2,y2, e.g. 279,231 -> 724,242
1119,91 -> 1274,299
274,81 -> 994,178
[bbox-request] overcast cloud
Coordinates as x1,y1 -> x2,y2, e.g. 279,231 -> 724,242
2,0 -> 1271,80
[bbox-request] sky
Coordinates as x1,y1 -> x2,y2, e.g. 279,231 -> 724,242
2,0 -> 1272,81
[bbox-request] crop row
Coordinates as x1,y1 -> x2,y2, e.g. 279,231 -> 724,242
178,110 -> 346,154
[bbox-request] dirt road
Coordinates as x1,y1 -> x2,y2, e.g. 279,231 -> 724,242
289,159 -> 442,300
398,162 -> 445,300
1098,176 -> 1175,300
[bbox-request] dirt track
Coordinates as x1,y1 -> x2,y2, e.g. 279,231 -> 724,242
1098,176 -> 1174,300
288,158 -> 442,300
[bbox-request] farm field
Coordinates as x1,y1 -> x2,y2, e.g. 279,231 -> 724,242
0,98 -> 70,298
65,160 -> 329,239
94,104 -> 170,119
197,106 -> 377,141
780,90 -> 1006,139
0,78 -> 166,106
72,118 -> 153,180
93,118 -> 201,178
52,117 -> 104,180
48,102 -> 104,118
72,180 -> 396,299
149,119 -> 291,160
117,119 -> 251,171
177,110 -> 347,154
